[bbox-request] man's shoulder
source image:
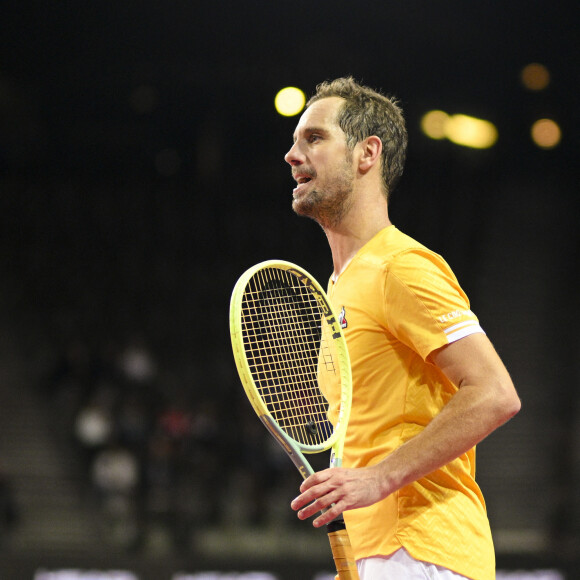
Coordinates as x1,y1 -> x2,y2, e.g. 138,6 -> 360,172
359,226 -> 443,270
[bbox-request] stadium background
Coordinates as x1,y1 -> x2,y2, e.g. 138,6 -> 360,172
0,1 -> 578,578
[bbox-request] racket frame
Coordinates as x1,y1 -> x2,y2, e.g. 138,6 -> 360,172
230,260 -> 352,476
230,260 -> 358,580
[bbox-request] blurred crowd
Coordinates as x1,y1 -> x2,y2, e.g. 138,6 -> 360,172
41,334 -> 309,553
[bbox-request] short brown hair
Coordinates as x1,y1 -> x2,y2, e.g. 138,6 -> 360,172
307,77 -> 407,198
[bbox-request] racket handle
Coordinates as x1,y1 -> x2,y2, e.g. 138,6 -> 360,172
326,518 -> 360,580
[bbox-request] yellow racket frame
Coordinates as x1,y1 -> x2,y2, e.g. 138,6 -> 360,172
230,260 -> 359,580
230,260 -> 353,476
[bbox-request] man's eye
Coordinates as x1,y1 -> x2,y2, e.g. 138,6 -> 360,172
308,134 -> 321,143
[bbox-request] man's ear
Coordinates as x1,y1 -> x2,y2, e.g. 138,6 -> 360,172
358,135 -> 382,173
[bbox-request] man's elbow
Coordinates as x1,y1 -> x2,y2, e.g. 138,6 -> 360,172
496,379 -> 521,424
507,391 -> 522,419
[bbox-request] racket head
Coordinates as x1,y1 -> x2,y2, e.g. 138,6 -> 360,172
230,260 -> 352,458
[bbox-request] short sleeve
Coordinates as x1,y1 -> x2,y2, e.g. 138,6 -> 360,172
383,249 -> 484,360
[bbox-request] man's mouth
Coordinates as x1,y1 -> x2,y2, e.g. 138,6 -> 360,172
292,173 -> 314,194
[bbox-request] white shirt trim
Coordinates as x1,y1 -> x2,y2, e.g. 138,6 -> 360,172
444,321 -> 485,343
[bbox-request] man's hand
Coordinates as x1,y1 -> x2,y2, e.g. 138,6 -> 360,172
290,465 -> 386,528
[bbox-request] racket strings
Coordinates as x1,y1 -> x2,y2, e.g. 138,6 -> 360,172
241,267 -> 337,446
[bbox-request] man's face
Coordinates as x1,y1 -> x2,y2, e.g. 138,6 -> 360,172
284,97 -> 355,228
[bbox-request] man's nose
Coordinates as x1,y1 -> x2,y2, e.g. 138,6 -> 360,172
284,142 -> 303,166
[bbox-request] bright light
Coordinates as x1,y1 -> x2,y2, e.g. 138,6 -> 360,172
530,118 -> 561,149
421,110 -> 498,149
445,114 -> 498,149
520,63 -> 551,91
275,87 -> 306,117
420,110 -> 449,140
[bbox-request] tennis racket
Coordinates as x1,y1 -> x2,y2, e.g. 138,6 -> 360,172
229,260 -> 359,580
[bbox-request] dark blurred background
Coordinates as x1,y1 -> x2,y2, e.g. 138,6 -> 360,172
0,1 -> 578,578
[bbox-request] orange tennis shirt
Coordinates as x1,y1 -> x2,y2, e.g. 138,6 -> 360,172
326,226 -> 495,580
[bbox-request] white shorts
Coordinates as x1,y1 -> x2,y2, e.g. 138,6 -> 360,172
357,547 -> 470,579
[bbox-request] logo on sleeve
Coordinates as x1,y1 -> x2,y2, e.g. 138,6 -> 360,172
437,309 -> 474,324
338,306 -> 348,329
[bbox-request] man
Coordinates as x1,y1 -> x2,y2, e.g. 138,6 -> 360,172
285,77 -> 521,580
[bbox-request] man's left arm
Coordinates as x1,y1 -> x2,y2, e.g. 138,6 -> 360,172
291,332 -> 521,527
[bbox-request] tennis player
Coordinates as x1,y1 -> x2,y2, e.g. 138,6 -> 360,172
286,77 -> 521,580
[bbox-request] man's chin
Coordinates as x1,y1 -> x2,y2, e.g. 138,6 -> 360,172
292,198 -> 316,219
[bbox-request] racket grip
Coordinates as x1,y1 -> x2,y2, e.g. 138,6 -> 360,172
326,518 -> 360,580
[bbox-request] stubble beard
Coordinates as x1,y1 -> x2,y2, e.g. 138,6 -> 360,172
292,162 -> 355,230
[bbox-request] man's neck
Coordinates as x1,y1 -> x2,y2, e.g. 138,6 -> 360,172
324,209 -> 391,281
